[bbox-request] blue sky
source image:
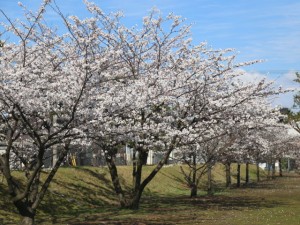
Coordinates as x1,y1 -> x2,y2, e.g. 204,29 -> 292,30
1,0 -> 299,107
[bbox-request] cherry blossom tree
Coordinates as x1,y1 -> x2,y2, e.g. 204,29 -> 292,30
0,1 -> 123,223
177,65 -> 288,192
86,7 -> 196,209
229,111 -> 294,183
81,2 -> 288,206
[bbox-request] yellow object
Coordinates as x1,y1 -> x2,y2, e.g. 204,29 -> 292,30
70,155 -> 77,166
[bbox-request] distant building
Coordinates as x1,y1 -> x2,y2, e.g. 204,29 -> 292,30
0,142 -> 5,156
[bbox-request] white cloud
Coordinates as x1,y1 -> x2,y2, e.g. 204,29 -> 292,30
238,70 -> 268,83
272,70 -> 299,108
235,69 -> 297,108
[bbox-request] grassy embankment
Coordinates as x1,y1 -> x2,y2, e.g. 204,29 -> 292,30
1,164 -> 300,224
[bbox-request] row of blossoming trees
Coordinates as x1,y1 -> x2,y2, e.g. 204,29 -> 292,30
0,1 -> 298,224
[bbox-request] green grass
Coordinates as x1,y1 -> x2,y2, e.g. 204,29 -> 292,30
1,164 -> 300,224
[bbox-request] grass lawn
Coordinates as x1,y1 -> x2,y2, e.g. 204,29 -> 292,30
1,165 -> 300,224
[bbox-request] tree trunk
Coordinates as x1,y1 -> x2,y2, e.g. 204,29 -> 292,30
105,137 -> 177,210
245,162 -> 249,185
190,185 -> 197,198
127,139 -> 177,209
279,158 -> 283,177
237,163 -> 241,187
14,201 -> 35,225
32,145 -> 70,210
207,164 -> 213,195
127,147 -> 166,209
3,145 -> 69,225
190,153 -> 197,198
267,163 -> 271,179
105,155 -> 127,207
256,162 -> 260,182
127,189 -> 143,210
225,162 -> 231,188
272,162 -> 276,179
132,149 -> 137,187
134,149 -> 146,193
21,216 -> 34,225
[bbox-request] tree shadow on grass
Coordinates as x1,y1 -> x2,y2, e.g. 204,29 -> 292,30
157,170 -> 189,192
64,171 -> 293,225
6,168 -> 296,225
143,193 -> 284,212
38,172 -> 300,224
37,167 -> 120,224
63,189 -> 287,225
74,167 -> 112,184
